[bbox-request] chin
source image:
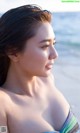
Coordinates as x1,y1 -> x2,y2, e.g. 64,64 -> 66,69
44,73 -> 51,77
37,71 -> 51,77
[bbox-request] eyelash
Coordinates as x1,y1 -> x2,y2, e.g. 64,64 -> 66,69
42,43 -> 55,49
42,45 -> 49,48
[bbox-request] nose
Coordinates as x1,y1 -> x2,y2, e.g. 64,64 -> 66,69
49,47 -> 58,60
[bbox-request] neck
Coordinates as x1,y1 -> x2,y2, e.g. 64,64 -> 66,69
3,64 -> 38,97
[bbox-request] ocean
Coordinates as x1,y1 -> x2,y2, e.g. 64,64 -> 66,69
52,12 -> 80,59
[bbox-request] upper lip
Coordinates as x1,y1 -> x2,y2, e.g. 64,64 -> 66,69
45,63 -> 53,67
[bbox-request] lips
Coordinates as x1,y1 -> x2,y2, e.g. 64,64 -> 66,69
45,63 -> 53,69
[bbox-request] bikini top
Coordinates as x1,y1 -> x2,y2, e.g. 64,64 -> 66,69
44,110 -> 79,133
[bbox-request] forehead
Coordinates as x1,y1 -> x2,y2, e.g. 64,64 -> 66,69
25,22 -> 55,48
35,22 -> 55,41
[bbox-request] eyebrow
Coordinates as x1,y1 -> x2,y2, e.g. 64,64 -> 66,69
39,38 -> 56,44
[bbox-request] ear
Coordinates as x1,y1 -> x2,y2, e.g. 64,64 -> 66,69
8,53 -> 20,62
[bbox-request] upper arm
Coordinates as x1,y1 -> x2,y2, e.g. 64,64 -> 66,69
54,89 -> 70,123
47,74 -> 70,130
0,91 -> 9,133
50,89 -> 70,130
49,74 -> 79,132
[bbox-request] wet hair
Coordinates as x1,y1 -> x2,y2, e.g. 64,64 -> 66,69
0,4 -> 52,86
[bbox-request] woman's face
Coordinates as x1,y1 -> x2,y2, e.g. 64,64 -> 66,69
17,22 -> 58,77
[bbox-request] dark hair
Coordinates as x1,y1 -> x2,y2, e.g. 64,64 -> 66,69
0,4 -> 52,86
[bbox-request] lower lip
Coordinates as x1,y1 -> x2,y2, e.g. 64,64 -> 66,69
45,65 -> 53,70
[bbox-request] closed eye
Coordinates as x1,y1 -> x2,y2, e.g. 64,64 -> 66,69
41,42 -> 56,49
41,45 -> 49,49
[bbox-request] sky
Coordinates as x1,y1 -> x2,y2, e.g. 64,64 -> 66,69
0,0 -> 80,13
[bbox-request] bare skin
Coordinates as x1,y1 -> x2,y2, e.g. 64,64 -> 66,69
0,75 -> 70,133
0,22 -> 70,133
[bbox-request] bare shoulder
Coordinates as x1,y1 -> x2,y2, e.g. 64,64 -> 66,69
0,87 -> 8,101
0,88 -> 9,133
0,87 -> 12,111
48,83 -> 70,130
0,87 -> 11,100
0,87 -> 7,115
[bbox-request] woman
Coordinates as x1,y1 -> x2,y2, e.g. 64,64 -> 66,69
0,4 -> 79,133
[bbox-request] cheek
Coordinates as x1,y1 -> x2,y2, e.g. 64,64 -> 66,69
31,49 -> 48,64
19,48 -> 48,69
18,49 -> 49,76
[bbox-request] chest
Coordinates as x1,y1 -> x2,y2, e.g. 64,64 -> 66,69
7,96 -> 54,133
